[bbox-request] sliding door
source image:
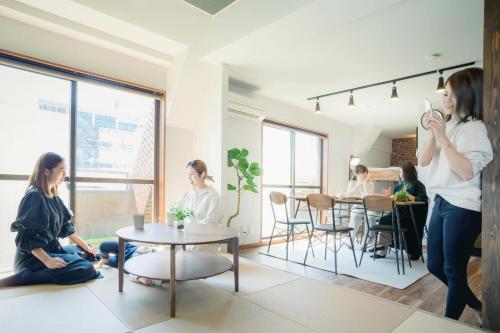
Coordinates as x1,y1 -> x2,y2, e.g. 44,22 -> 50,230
261,122 -> 325,238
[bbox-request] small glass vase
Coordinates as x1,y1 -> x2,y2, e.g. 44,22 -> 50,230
176,220 -> 185,230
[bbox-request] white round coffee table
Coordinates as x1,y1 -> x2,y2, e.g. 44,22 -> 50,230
116,223 -> 239,317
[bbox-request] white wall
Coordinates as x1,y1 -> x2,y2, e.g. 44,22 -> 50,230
165,126 -> 194,207
0,15 -> 167,90
221,86 -> 373,244
221,113 -> 263,243
360,134 -> 392,168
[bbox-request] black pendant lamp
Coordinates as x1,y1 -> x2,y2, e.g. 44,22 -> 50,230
436,71 -> 445,93
315,98 -> 321,113
390,81 -> 399,100
348,90 -> 355,107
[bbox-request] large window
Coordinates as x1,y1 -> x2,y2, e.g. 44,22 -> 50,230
0,62 -> 163,272
261,122 -> 325,238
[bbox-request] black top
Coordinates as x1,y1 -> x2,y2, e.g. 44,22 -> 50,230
10,186 -> 75,271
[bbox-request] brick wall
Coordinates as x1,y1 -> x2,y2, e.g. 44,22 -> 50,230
391,137 -> 417,166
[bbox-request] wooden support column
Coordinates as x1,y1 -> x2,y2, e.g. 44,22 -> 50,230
482,0 -> 500,330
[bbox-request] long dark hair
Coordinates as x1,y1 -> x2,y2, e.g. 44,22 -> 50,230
401,162 -> 418,186
28,152 -> 64,196
445,67 -> 483,123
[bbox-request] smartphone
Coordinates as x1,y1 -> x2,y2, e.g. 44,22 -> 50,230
424,98 -> 438,117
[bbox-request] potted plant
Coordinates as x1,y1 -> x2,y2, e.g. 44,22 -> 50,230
169,207 -> 194,229
226,148 -> 262,228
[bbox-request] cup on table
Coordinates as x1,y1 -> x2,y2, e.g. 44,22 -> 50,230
133,214 -> 145,230
167,213 -> 174,226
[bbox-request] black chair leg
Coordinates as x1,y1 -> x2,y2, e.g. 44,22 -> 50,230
291,225 -> 295,251
402,232 -> 412,268
359,231 -> 370,266
286,224 -> 290,261
333,233 -> 338,274
348,231 -> 358,267
304,230 -> 311,265
267,222 -> 277,253
324,232 -> 328,260
305,225 -> 315,258
393,231 -> 400,275
373,231 -> 379,261
399,231 -> 405,275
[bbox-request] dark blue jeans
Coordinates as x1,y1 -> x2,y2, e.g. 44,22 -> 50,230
99,241 -> 137,267
427,195 -> 482,320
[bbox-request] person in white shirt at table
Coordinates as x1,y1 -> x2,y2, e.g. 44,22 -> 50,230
175,159 -> 222,226
344,164 -> 374,244
173,160 -> 223,252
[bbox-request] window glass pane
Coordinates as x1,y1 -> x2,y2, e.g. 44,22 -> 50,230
76,82 -> 155,180
295,132 -> 322,187
262,126 -> 291,185
0,180 -> 69,273
75,182 -> 154,242
0,64 -> 70,175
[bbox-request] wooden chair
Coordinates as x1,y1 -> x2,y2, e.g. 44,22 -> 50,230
267,191 -> 313,261
359,195 -> 411,275
304,194 -> 358,274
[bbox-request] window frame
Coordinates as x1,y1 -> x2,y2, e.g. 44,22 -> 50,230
261,120 -> 328,239
0,51 -> 166,226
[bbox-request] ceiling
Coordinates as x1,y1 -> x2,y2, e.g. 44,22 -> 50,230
1,0 -> 484,138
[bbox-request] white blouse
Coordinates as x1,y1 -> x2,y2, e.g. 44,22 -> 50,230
345,180 -> 374,197
421,117 -> 493,212
176,185 -> 222,225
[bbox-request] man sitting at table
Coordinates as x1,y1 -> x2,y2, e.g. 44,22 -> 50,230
345,164 -> 375,243
372,162 -> 428,260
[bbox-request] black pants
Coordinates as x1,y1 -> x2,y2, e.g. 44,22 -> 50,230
0,245 -> 100,287
427,195 -> 481,320
379,205 -> 427,259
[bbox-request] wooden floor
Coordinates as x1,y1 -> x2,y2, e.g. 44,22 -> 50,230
241,246 -> 482,327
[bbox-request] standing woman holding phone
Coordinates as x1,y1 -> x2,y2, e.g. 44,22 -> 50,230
417,68 -> 493,323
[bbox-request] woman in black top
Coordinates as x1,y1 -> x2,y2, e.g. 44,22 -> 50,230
0,152 -> 100,286
373,162 -> 428,260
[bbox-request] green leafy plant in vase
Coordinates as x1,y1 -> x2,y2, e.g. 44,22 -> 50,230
393,185 -> 410,202
226,148 -> 262,228
169,207 -> 194,229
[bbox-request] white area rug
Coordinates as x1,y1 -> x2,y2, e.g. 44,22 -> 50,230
260,238 -> 429,289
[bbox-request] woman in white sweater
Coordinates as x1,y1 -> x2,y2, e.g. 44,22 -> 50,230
176,160 -> 222,226
417,68 -> 492,323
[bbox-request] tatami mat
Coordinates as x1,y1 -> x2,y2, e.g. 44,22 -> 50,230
134,296 -> 315,333
244,277 -> 415,333
0,260 -> 485,333
391,311 -> 483,333
203,256 -> 301,295
0,287 -> 129,333
86,275 -> 234,331
0,282 -> 77,301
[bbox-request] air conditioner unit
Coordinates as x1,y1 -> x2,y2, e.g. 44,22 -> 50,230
227,92 -> 265,121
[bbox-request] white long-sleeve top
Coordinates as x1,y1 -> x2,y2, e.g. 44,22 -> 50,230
176,185 -> 222,225
345,180 -> 374,197
421,117 -> 493,212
